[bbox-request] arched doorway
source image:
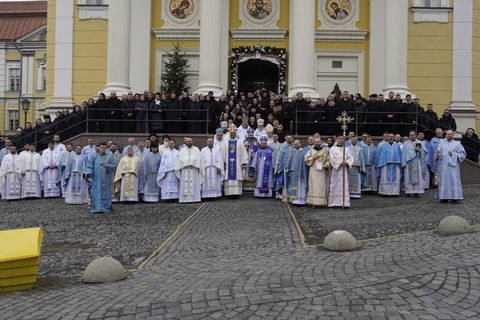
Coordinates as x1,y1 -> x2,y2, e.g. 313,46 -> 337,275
230,46 -> 287,94
237,59 -> 279,93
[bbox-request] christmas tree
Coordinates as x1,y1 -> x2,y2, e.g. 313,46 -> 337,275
161,42 -> 190,95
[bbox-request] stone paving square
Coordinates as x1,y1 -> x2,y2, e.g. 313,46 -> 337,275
0,190 -> 479,319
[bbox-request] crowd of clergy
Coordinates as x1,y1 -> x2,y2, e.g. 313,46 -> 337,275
0,114 -> 466,212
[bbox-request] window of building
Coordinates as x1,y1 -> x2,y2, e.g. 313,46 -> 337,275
7,63 -> 20,91
84,0 -> 106,5
8,67 -> 20,92
77,0 -> 108,20
37,64 -> 46,91
411,0 -> 452,23
7,110 -> 20,131
412,0 -> 449,7
41,67 -> 46,91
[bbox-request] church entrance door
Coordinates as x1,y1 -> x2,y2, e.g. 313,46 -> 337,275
237,59 -> 279,93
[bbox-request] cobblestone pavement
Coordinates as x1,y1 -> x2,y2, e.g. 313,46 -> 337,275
0,199 -> 200,286
2,195 -> 480,319
291,187 -> 480,245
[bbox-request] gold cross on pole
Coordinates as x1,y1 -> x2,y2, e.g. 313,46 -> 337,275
336,111 -> 353,136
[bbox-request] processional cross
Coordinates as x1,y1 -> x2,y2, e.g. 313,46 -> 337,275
336,111 -> 354,208
336,111 -> 353,137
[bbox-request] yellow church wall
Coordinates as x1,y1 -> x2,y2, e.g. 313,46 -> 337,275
472,0 -> 480,129
149,0 -> 200,90
315,0 -> 370,96
407,1 -> 453,115
71,7 -> 108,104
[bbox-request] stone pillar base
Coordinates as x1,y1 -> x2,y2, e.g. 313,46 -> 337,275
195,85 -> 224,98
450,102 -> 477,134
102,83 -> 131,97
288,87 -> 319,99
49,97 -> 74,110
382,87 -> 412,99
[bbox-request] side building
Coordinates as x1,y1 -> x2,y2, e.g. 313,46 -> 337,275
0,1 -> 47,136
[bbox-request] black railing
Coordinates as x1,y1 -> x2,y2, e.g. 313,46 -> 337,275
8,107 -> 479,162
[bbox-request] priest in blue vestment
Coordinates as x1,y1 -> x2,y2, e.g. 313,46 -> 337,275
275,134 -> 295,200
428,128 -> 444,185
402,131 -> 429,197
361,136 -> 379,192
286,140 -> 308,205
435,130 -> 466,202
142,142 -> 162,202
63,145 -> 89,204
377,133 -> 402,196
250,136 -> 275,198
348,137 -> 365,198
87,143 -> 117,213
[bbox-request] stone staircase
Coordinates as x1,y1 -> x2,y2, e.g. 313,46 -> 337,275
461,159 -> 480,186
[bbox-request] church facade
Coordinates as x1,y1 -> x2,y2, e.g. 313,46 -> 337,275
45,0 -> 480,132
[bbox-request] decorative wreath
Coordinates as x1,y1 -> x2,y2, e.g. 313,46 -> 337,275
230,46 -> 287,94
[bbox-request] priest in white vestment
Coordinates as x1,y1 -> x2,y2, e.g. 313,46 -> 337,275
236,119 -> 250,144
213,129 -> 224,150
41,141 -> 63,197
114,147 -> 141,202
435,130 -> 466,202
159,135 -> 170,156
304,138 -> 330,207
328,135 -> 354,207
254,119 -> 268,143
201,138 -> 224,199
157,140 -> 180,200
175,137 -> 205,203
221,124 -> 249,196
20,144 -> 43,198
0,146 -> 22,200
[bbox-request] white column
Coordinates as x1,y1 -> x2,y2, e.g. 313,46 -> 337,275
450,0 -> 476,132
21,51 -> 34,98
288,0 -> 318,97
103,0 -> 131,95
196,0 -> 227,96
383,0 -> 410,97
369,0 -> 386,95
50,0 -> 74,109
129,0 -> 151,93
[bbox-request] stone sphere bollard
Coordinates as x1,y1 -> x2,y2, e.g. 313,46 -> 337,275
438,216 -> 471,235
323,230 -> 357,251
82,257 -> 127,283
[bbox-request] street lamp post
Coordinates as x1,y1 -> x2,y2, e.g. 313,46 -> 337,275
21,98 -> 31,128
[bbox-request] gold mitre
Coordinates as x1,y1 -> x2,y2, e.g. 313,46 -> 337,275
228,123 -> 238,133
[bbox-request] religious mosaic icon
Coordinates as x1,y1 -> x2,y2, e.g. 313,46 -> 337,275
247,0 -> 272,20
170,0 -> 194,19
325,0 -> 352,21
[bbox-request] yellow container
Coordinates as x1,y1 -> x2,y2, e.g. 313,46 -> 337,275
0,227 -> 43,292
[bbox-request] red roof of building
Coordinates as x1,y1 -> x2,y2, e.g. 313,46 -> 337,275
0,1 -> 47,41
